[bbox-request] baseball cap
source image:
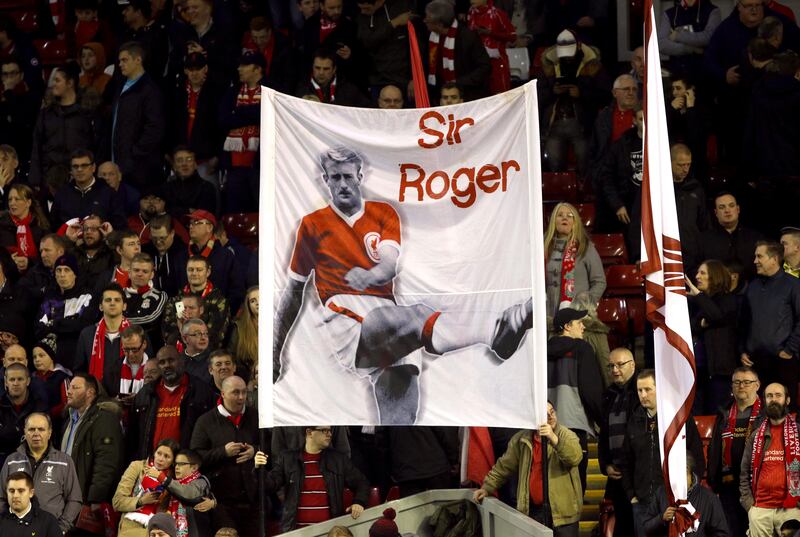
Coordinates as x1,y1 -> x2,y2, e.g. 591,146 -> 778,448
188,209 -> 217,226
239,51 -> 266,69
556,29 -> 578,58
184,52 -> 207,70
554,308 -> 587,332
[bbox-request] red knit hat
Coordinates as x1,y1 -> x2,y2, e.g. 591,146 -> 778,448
369,508 -> 400,537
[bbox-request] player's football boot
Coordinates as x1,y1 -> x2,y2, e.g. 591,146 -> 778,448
490,298 -> 533,360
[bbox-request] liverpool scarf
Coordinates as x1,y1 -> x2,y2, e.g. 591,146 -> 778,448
88,317 -> 131,380
428,19 -> 458,86
311,76 -> 336,103
223,85 -> 261,165
722,398 -> 761,469
183,280 -> 213,299
123,459 -> 167,526
12,213 -> 37,258
190,238 -> 216,259
168,470 -> 202,537
751,417 -> 800,508
119,355 -> 148,396
559,240 -> 577,308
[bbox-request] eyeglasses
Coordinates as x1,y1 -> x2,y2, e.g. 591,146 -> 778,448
174,461 -> 192,466
1,70 -> 20,77
732,379 -> 758,387
82,226 -> 101,233
122,343 -> 144,354
71,162 -> 93,170
606,360 -> 633,371
187,331 -> 209,338
189,220 -> 211,226
313,428 -> 333,435
175,156 -> 195,163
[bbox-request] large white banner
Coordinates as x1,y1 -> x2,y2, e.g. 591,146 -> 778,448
259,83 -> 547,427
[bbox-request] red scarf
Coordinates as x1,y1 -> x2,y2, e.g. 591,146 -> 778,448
428,20 -> 458,86
319,15 -> 338,42
185,80 -> 199,139
114,266 -> 130,288
12,213 -> 36,258
183,280 -> 213,298
119,355 -> 148,396
168,469 -> 202,537
88,317 -> 130,380
722,398 -> 761,469
124,459 -> 168,526
559,240 -> 578,307
751,417 -> 800,508
218,403 -> 244,427
190,238 -> 215,259
311,76 -> 336,103
223,85 -> 261,167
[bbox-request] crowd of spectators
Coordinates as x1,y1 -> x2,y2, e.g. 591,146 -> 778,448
0,0 -> 797,536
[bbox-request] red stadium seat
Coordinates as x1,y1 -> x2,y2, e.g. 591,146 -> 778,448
575,203 -> 596,232
33,38 -> 68,66
694,415 -> 716,464
8,10 -> 39,33
0,0 -> 38,8
367,486 -> 381,508
597,298 -> 629,349
604,264 -> 643,297
592,234 -> 629,266
222,212 -> 259,250
542,171 -> 578,203
385,485 -> 400,502
626,297 -> 646,339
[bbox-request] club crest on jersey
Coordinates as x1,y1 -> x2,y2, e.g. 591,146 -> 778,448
364,232 -> 382,262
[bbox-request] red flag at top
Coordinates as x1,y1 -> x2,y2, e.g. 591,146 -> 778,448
408,21 -> 431,108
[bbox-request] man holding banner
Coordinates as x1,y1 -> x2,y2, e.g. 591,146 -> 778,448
273,146 -> 534,424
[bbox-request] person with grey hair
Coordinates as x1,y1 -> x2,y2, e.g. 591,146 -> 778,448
0,412 -> 82,532
274,146 -> 534,424
421,0 -> 491,101
181,318 -> 211,383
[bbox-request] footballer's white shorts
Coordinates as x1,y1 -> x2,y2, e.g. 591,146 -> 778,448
323,294 -> 423,379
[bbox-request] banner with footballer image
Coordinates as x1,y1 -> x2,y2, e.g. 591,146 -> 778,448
259,82 -> 547,428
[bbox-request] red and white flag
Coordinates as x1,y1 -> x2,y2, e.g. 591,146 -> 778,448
641,0 -> 698,534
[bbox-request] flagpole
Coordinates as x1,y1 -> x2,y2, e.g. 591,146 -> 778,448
258,428 -> 267,537
541,436 -> 552,527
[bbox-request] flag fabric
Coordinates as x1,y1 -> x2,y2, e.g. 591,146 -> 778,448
258,83 -> 548,428
640,1 -> 699,534
460,426 -> 496,486
407,21 -> 431,108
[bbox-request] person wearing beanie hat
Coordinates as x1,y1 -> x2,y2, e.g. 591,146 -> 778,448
369,508 -> 400,537
539,26 -> 605,178
34,254 -> 95,370
31,333 -> 72,420
147,512 -> 177,537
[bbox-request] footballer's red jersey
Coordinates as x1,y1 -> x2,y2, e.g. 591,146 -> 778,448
289,201 -> 401,304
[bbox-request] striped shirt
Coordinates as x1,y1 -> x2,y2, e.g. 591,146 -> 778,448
296,451 -> 331,527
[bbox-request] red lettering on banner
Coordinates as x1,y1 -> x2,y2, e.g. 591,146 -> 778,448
398,160 -> 521,208
417,112 -> 475,149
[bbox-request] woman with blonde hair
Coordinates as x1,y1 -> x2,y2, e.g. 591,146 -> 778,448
229,286 -> 258,379
544,202 -> 606,318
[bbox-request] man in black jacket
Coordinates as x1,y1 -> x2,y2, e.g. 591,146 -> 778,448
295,50 -> 371,107
130,346 -> 215,460
261,424 -> 368,532
707,366 -> 763,537
671,143 -> 709,277
356,0 -> 412,93
110,41 -> 165,191
621,369 -> 705,537
162,146 -> 217,217
701,192 -> 763,282
190,376 -> 260,537
0,471 -> 61,537
0,364 -> 49,465
598,347 -> 638,537
740,241 -> 800,407
422,0 -> 491,102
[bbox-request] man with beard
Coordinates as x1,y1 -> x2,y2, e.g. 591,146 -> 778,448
708,366 -> 764,537
740,382 -> 800,535
127,190 -> 190,247
161,147 -> 217,217
129,346 -> 215,460
75,215 -> 115,283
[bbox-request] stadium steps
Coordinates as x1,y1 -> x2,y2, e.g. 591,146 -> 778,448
581,441 -> 606,537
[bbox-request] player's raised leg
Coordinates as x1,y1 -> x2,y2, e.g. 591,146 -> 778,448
373,365 -> 419,425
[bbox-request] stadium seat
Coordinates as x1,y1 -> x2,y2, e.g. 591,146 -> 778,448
542,171 -> 578,203
343,487 -> 353,510
222,212 -> 258,250
592,234 -> 629,266
694,415 -> 716,464
33,38 -> 68,66
604,264 -> 643,297
8,10 -> 39,33
626,297 -> 646,339
597,298 -> 629,349
575,203 -> 596,232
385,486 -> 400,502
367,486 -> 381,508
508,47 -> 530,82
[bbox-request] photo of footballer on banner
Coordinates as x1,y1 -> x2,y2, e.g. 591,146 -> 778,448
261,82 -> 547,428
